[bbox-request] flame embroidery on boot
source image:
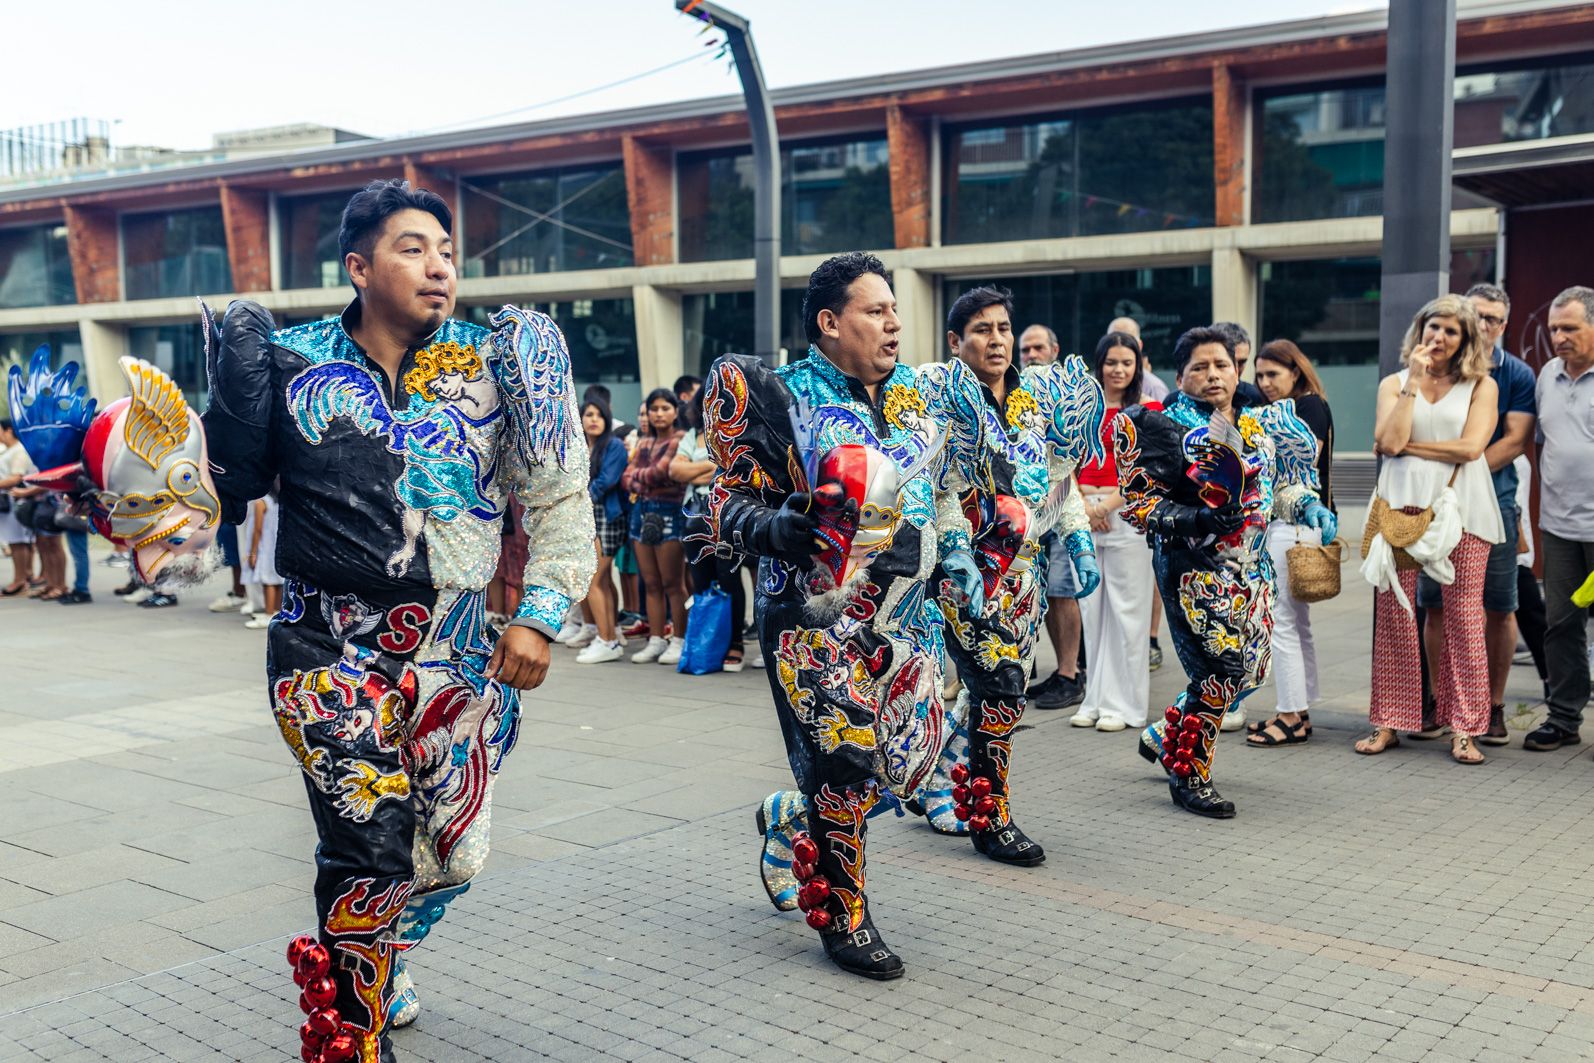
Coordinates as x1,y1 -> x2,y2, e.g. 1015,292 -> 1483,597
813,784 -> 878,933
326,878 -> 412,938
976,699 -> 1023,737
332,938 -> 393,1061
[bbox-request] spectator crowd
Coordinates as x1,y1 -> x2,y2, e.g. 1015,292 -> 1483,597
6,282 -> 1594,771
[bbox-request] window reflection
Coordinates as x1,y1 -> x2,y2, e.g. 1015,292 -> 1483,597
461,166 -> 632,277
678,136 -> 893,262
464,298 -> 640,418
0,225 -> 74,308
682,290 -> 808,375
127,322 -> 208,408
943,101 -> 1215,244
123,208 -> 232,300
279,192 -> 354,290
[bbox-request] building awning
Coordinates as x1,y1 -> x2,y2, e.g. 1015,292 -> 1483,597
1452,133 -> 1594,208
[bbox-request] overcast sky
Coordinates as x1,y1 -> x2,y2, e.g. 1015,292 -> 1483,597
8,0 -> 1390,151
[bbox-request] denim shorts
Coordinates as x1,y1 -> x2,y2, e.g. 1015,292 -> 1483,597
1416,505 -> 1518,613
1044,536 -> 1077,598
628,498 -> 683,544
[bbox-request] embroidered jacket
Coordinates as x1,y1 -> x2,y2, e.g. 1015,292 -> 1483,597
201,299 -> 595,638
701,349 -> 972,616
1114,390 -> 1321,558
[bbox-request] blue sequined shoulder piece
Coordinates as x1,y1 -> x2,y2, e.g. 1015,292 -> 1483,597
272,317 -> 489,364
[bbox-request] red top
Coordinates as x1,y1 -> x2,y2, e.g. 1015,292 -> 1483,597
1077,402 -> 1161,488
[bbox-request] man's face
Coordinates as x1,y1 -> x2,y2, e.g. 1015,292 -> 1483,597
346,207 -> 456,340
1550,301 -> 1594,366
1180,342 -> 1239,409
950,304 -> 1014,387
1233,341 -> 1251,378
1018,326 -> 1058,367
1470,296 -> 1509,350
676,382 -> 700,406
818,272 -> 900,384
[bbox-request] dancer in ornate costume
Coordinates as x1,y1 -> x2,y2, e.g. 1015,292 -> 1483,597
1119,327 -> 1334,818
701,252 -> 986,979
908,286 -> 1104,850
121,180 -> 583,1063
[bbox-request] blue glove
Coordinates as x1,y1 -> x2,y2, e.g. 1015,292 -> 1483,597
942,549 -> 986,619
1071,551 -> 1101,599
1303,502 -> 1337,546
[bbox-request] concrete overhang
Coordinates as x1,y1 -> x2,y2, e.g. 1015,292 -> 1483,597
1452,132 -> 1594,208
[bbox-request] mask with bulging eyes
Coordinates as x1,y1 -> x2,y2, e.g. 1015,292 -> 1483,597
29,357 -> 222,588
810,443 -> 904,588
964,492 -> 1033,599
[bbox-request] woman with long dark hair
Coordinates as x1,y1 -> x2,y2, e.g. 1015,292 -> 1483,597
570,398 -> 630,663
1072,331 -> 1160,732
622,388 -> 689,664
1248,339 -> 1335,747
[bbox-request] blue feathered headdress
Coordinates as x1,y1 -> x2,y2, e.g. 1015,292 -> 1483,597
7,346 -> 98,472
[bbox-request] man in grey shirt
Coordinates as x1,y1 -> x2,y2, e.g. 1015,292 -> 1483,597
1526,285 -> 1594,751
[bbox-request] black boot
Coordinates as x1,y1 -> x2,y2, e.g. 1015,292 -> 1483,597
1168,773 -> 1235,819
820,909 -> 904,980
971,820 -> 1045,866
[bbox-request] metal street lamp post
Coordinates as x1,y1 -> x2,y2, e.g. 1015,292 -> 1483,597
676,0 -> 781,363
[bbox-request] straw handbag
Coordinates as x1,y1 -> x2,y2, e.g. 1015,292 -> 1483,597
1360,466 -> 1460,572
1287,531 -> 1344,603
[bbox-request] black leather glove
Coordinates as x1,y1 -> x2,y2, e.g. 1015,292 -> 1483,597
765,492 -> 820,563
1194,502 -> 1246,537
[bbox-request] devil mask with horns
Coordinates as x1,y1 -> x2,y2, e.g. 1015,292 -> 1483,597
9,348 -> 222,587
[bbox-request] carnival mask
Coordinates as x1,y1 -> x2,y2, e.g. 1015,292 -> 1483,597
810,443 -> 903,588
964,492 -> 1032,598
27,357 -> 221,587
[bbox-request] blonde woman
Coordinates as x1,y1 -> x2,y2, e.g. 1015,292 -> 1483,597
1359,295 -> 1503,765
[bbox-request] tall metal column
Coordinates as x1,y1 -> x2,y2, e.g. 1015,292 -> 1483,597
1377,0 -> 1458,377
677,0 -> 781,363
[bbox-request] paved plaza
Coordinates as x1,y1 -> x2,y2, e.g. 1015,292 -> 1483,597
3,527 -> 1594,1061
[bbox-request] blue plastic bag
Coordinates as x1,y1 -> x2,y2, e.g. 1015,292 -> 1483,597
678,582 -> 732,675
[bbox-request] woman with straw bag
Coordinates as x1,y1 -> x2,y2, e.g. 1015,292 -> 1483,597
1358,295 -> 1502,765
1247,340 -> 1337,748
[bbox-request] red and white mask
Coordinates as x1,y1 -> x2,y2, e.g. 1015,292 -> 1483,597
810,443 -> 904,588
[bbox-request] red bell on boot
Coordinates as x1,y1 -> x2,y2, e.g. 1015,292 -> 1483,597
1160,752 -> 1177,771
970,814 -> 990,833
805,908 -> 833,931
804,877 -> 830,904
791,861 -> 815,882
1164,706 -> 1181,725
975,795 -> 996,816
970,777 -> 992,800
950,763 -> 970,784
1181,714 -> 1202,733
791,834 -> 819,865
297,943 -> 331,980
307,1009 -> 341,1038
287,934 -> 316,967
300,1020 -> 324,1048
319,1031 -> 358,1063
953,803 -> 971,821
302,1045 -> 318,1063
951,784 -> 970,805
304,975 -> 337,1011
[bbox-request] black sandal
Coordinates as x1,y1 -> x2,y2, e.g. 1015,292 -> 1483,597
1247,711 -> 1311,738
1246,715 -> 1310,747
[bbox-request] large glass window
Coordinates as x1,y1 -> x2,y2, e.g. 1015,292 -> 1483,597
465,297 -> 641,420
123,207 -> 233,300
461,165 -> 632,277
0,329 -> 83,418
1454,52 -> 1594,147
128,323 -> 208,408
279,191 -> 354,290
682,290 -> 809,376
1257,54 -> 1594,222
1257,249 -> 1496,454
0,225 -> 74,309
943,100 -> 1215,245
678,135 -> 893,262
940,266 -> 1213,374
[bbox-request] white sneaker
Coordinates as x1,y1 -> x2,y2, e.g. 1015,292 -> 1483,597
566,624 -> 598,649
1220,707 -> 1246,732
208,592 -> 246,613
124,587 -> 152,604
750,653 -> 765,669
657,636 -> 684,666
243,613 -> 271,630
1095,714 -> 1127,732
1070,705 -> 1100,728
632,636 -> 668,663
575,638 -> 625,664
553,620 -> 584,645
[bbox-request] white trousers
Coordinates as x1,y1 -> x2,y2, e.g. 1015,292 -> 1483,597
1080,506 -> 1155,725
1265,521 -> 1320,714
